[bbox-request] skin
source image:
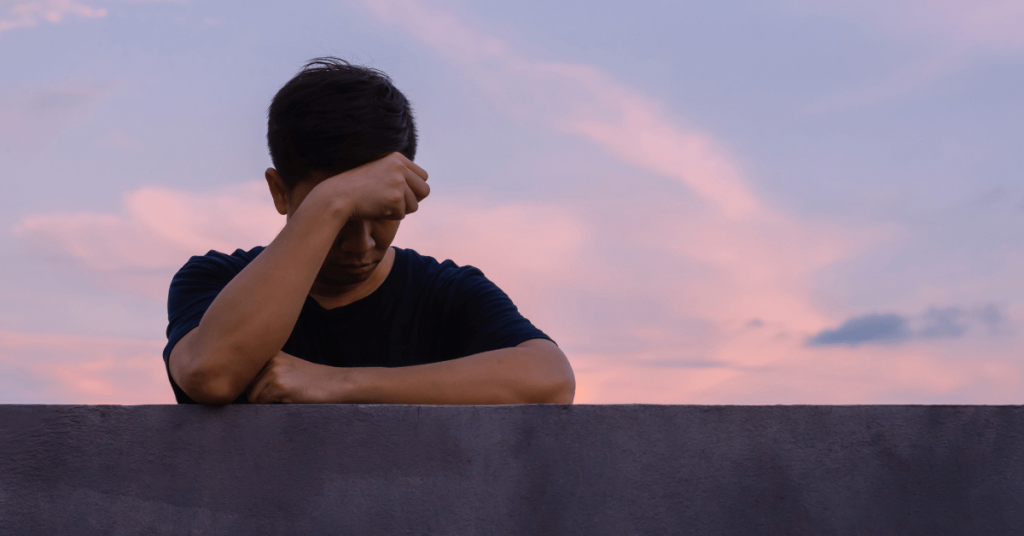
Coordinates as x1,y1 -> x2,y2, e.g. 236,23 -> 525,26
168,152 -> 576,405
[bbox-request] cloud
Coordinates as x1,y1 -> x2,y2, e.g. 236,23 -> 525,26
976,304 -> 1011,334
809,313 -> 910,346
0,0 -> 106,36
0,0 -> 185,37
918,307 -> 968,339
13,181 -> 283,299
358,0 -> 759,219
0,329 -> 172,403
397,194 -> 586,280
808,305 -> 1010,347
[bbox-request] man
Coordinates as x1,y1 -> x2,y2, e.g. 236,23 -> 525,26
163,58 -> 575,405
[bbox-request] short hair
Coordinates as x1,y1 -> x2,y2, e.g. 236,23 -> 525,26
267,57 -> 417,186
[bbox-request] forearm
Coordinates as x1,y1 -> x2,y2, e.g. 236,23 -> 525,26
338,341 -> 575,405
183,198 -> 348,400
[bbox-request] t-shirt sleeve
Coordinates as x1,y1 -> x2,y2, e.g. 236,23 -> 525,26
162,249 -> 254,403
446,266 -> 553,357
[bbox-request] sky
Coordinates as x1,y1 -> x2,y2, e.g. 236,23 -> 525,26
0,0 -> 1022,404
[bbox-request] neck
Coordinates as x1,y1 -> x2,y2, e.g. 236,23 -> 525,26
309,247 -> 396,309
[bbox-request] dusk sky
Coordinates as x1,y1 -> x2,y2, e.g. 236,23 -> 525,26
1,0 -> 1022,404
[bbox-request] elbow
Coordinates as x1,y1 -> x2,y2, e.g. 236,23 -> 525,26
550,374 -> 576,404
169,330 -> 251,405
186,382 -> 239,405
546,348 -> 576,404
177,362 -> 243,405
523,343 -> 576,404
532,371 -> 576,405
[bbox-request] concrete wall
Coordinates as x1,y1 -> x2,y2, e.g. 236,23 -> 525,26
1,405 -> 1023,535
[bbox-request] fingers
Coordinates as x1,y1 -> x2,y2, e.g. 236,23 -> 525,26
391,164 -> 428,217
341,153 -> 430,221
406,158 -> 428,181
382,193 -> 407,220
251,384 -> 276,404
404,168 -> 430,202
246,373 -> 272,403
390,151 -> 428,181
403,187 -> 419,215
392,152 -> 429,195
246,356 -> 277,404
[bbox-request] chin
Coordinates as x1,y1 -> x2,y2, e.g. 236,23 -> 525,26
320,265 -> 378,286
329,272 -> 374,286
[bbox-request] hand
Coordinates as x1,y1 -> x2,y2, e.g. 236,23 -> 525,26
310,152 -> 430,221
245,351 -> 353,404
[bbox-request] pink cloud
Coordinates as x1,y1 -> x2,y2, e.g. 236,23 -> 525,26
395,194 -> 595,344
0,330 -> 172,403
0,0 -> 106,35
14,181 -> 282,300
359,0 -> 759,219
396,195 -> 586,289
14,182 -> 282,266
0,0 -> 188,37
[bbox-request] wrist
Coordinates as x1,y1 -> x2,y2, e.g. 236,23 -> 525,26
324,195 -> 355,224
296,182 -> 354,227
337,366 -> 385,403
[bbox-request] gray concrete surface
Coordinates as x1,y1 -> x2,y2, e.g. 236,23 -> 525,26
1,405 -> 1022,535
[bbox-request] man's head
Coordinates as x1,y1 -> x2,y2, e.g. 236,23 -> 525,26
267,57 -> 417,186
265,58 -> 420,291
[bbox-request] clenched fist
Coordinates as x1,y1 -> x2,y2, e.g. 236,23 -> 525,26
309,152 -> 430,222
245,351 -> 357,404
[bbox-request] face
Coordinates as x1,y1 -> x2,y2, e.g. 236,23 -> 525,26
266,168 -> 400,287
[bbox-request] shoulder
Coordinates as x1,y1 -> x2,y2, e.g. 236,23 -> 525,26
172,246 -> 265,282
168,247 -> 265,303
393,247 -> 512,311
393,250 -> 552,352
394,247 -> 487,289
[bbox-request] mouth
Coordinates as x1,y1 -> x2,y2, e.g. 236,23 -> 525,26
339,262 -> 376,272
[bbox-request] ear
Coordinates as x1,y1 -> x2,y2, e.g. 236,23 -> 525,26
265,168 -> 290,216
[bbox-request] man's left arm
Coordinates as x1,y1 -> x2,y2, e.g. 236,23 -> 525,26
245,339 -> 575,404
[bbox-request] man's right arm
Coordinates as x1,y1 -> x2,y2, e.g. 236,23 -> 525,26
168,153 -> 429,404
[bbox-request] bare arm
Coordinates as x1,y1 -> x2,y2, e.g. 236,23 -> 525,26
245,338 -> 576,405
168,153 -> 429,404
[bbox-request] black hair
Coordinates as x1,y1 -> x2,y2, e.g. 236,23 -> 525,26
267,57 -> 417,186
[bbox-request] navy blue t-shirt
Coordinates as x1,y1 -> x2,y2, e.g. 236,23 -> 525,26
163,246 -> 551,404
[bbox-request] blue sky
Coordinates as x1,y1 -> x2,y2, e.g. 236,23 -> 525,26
1,0 -> 1022,403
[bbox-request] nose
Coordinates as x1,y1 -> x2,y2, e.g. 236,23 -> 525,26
338,219 -> 375,254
